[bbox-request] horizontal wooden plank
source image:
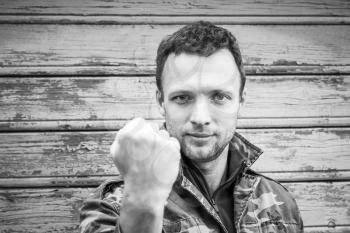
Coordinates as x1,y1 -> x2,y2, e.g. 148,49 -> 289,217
0,176 -> 115,189
305,227 -> 350,233
0,182 -> 349,231
285,182 -> 350,226
1,15 -> 350,25
2,171 -> 350,188
0,75 -> 349,129
0,128 -> 348,178
2,117 -> 350,132
0,187 -> 90,233
0,0 -> 349,16
0,25 -> 349,74
1,65 -> 350,76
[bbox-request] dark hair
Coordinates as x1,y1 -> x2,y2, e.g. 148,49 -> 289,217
156,21 -> 246,101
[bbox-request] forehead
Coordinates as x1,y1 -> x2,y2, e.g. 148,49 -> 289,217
162,49 -> 241,93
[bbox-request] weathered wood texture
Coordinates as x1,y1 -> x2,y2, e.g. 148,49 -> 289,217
2,65 -> 350,77
0,0 -> 349,16
1,0 -> 349,230
1,75 -> 349,130
0,182 -> 349,232
1,15 -> 350,25
0,25 -> 349,75
2,171 -> 350,189
0,128 -> 348,183
3,118 -> 350,132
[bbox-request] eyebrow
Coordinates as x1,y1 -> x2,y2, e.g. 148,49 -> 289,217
167,88 -> 235,97
167,90 -> 193,98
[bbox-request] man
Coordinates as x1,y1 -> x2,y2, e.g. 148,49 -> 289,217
79,21 -> 304,233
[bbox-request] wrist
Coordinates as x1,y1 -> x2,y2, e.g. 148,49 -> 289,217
119,191 -> 165,233
119,196 -> 165,233
123,186 -> 169,208
123,179 -> 172,204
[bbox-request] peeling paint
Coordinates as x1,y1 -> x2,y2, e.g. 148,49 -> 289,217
31,170 -> 42,175
13,113 -> 27,121
272,59 -> 299,66
58,124 -> 72,130
301,165 -> 314,171
347,207 -> 350,216
72,78 -> 106,90
331,129 -> 350,140
294,129 -> 314,136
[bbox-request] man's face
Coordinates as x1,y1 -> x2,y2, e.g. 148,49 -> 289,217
158,49 -> 242,162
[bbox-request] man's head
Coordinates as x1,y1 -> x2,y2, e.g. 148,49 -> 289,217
156,21 -> 246,102
155,21 -> 245,162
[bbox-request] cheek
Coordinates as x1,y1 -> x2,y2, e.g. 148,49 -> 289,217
164,103 -> 190,122
164,105 -> 188,135
212,104 -> 240,123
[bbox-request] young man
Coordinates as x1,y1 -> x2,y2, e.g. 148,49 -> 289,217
79,21 -> 304,233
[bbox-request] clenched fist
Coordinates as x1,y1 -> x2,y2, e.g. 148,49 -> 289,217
110,118 -> 181,202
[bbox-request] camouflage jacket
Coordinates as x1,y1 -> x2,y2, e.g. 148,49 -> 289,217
79,132 -> 304,233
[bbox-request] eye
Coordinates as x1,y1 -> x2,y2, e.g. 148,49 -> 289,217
171,95 -> 192,105
212,92 -> 231,104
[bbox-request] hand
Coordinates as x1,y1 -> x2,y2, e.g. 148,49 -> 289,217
110,118 -> 181,201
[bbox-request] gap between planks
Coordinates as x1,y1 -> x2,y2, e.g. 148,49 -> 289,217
0,15 -> 350,25
1,65 -> 350,77
1,117 -> 350,132
1,171 -> 350,188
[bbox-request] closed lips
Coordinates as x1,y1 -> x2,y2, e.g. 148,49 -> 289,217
187,133 -> 213,137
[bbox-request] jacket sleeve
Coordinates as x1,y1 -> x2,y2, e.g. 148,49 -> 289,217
79,179 -> 124,233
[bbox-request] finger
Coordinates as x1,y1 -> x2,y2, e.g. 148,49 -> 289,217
169,137 -> 181,151
149,122 -> 160,132
117,118 -> 146,141
158,129 -> 170,138
110,140 -> 120,159
121,117 -> 145,135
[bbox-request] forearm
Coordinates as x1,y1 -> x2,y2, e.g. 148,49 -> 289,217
119,193 -> 166,233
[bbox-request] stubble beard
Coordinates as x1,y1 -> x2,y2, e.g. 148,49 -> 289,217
180,132 -> 233,163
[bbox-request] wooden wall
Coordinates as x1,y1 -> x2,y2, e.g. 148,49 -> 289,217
0,1 -> 349,232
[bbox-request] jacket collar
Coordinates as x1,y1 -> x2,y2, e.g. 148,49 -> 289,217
175,131 -> 263,184
170,131 -> 263,232
229,131 -> 263,167
160,122 -> 263,167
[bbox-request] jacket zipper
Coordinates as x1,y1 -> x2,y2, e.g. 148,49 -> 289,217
234,161 -> 250,232
183,184 -> 229,233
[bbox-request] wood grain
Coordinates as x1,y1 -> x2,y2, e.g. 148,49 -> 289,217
2,117 -> 350,132
0,25 -> 349,75
0,128 -> 348,179
305,227 -> 350,233
1,171 -> 350,189
0,182 -> 349,231
1,65 -> 349,77
0,75 -> 349,130
1,15 -> 350,25
1,0 -> 348,231
1,0 -> 349,16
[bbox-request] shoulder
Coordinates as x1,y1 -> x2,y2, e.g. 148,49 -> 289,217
79,178 -> 125,232
85,177 -> 125,213
247,169 -> 292,196
88,176 -> 125,199
238,169 -> 304,232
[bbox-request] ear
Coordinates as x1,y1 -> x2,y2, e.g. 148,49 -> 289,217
239,90 -> 246,108
156,89 -> 165,117
237,91 -> 245,118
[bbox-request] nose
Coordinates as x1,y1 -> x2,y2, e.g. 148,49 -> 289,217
190,97 -> 211,126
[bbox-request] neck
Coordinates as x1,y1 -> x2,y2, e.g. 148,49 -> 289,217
193,145 -> 229,196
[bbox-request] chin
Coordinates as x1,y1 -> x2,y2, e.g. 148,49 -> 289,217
182,143 -> 218,162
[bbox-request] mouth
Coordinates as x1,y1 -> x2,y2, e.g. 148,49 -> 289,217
186,133 -> 214,138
